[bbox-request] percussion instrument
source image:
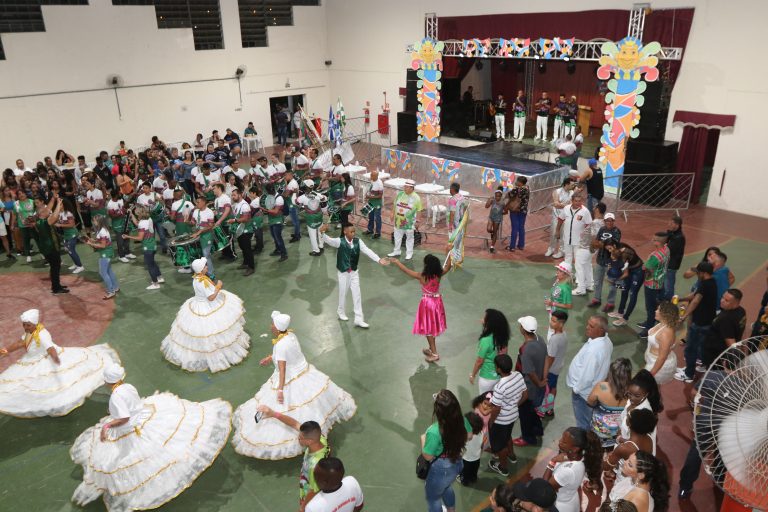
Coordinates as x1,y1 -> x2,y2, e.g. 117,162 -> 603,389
360,202 -> 376,217
168,233 -> 202,267
211,225 -> 231,252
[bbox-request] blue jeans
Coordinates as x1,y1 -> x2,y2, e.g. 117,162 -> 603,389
98,257 -> 119,294
367,207 -> 382,235
288,207 -> 300,238
64,237 -> 82,267
425,457 -> 463,512
587,194 -> 601,213
269,223 -> 286,256
571,392 -> 594,431
509,211 -> 526,249
642,286 -> 662,330
619,267 -> 644,320
143,250 -> 162,283
277,125 -> 288,145
663,269 -> 678,301
684,323 -> 710,379
202,243 -> 214,278
153,219 -> 167,252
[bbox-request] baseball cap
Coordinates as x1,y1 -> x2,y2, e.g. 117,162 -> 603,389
513,479 -> 557,508
404,179 -> 416,186
604,213 -> 615,220
518,316 -> 538,333
588,158 -> 598,167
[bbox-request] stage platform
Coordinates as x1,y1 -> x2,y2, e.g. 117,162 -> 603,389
381,140 -> 568,196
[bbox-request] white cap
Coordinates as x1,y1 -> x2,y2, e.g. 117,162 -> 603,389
191,258 -> 207,273
604,213 -> 616,220
20,309 -> 39,324
555,261 -> 573,275
518,316 -> 538,333
302,179 -> 315,189
271,310 -> 291,331
103,363 -> 125,384
404,179 -> 416,186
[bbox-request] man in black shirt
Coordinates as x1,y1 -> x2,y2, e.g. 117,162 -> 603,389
93,157 -> 114,191
534,92 -> 552,142
664,215 -> 686,300
589,212 -> 621,310
701,288 -> 747,368
579,158 -> 604,213
675,262 -> 718,382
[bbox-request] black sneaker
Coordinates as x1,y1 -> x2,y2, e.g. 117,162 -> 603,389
309,251 -> 321,257
278,255 -> 288,262
289,237 -> 299,243
638,330 -> 649,339
269,250 -> 280,256
372,234 -> 381,239
52,288 -> 70,294
363,230 -> 373,235
488,460 -> 509,476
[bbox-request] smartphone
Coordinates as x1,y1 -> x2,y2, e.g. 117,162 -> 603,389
254,411 -> 263,424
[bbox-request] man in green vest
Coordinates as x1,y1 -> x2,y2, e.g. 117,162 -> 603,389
320,222 -> 388,328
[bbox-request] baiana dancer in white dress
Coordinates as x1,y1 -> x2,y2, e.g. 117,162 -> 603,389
70,363 -> 232,511
161,258 -> 250,372
232,311 -> 357,460
0,309 -> 120,418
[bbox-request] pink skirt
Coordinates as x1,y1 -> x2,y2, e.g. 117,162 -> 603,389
412,296 -> 447,337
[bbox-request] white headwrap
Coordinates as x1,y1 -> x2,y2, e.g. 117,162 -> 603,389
20,309 -> 39,324
103,363 -> 126,384
302,179 -> 315,189
271,310 -> 291,331
191,258 -> 207,274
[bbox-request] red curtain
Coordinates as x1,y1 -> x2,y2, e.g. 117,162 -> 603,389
675,126 -> 720,204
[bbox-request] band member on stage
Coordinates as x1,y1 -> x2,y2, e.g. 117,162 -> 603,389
535,92 -> 552,142
565,95 -> 578,139
190,196 -> 216,277
263,183 -> 288,262
213,184 -> 235,261
247,186 -> 265,254
284,170 -> 301,243
364,168 -> 384,239
170,187 -> 195,273
320,222 -> 388,328
388,180 -> 423,261
295,180 -> 325,256
494,94 -> 507,141
553,93 -> 568,142
513,90 -> 527,141
123,206 -> 164,290
229,188 -> 255,276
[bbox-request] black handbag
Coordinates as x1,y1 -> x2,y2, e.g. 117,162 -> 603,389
390,230 -> 424,247
416,453 -> 433,480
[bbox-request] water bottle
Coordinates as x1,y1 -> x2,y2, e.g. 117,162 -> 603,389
544,294 -> 551,313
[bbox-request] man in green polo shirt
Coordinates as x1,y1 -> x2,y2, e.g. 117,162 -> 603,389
320,222 -> 388,328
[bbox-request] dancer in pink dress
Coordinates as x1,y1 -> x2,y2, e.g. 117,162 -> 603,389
389,254 -> 451,362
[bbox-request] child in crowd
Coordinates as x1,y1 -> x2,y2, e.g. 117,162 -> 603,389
471,392 -> 493,452
546,261 -> 573,315
485,187 -> 505,254
458,411 -> 484,485
537,310 -> 569,417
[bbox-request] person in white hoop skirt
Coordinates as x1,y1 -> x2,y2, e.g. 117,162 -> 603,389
161,257 -> 250,372
70,363 -> 232,511
0,309 -> 120,418
232,311 -> 357,459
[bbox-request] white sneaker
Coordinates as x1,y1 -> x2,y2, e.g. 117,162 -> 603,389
551,251 -> 564,259
68,264 -> 77,270
157,277 -> 165,284
405,254 -> 413,261
178,267 -> 192,273
338,313 -> 349,321
612,318 -> 627,326
119,257 -> 130,263
127,254 -> 137,259
608,311 -> 623,319
146,283 -> 161,290
72,266 -> 85,274
544,248 -> 554,257
695,364 -> 707,373
573,290 -> 587,296
26,256 -> 32,263
387,251 -> 401,258
354,321 -> 370,329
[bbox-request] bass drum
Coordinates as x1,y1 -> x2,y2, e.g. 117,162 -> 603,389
168,233 -> 202,267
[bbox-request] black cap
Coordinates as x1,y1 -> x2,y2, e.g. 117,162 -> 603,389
513,479 -> 557,508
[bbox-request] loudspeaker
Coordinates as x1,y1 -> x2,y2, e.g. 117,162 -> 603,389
405,69 -> 418,112
635,81 -> 670,141
625,139 -> 678,168
397,111 -> 418,144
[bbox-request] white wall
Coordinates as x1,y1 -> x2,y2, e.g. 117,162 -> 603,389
0,0 -> 329,162
324,0 -> 768,219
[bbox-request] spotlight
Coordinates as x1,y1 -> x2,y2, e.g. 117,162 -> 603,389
538,61 -> 546,73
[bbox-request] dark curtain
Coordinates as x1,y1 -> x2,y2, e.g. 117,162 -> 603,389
443,57 -> 476,81
675,126 -> 720,204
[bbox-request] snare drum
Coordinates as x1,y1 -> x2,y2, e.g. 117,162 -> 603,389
360,202 -> 375,217
168,233 -> 202,267
211,225 -> 231,252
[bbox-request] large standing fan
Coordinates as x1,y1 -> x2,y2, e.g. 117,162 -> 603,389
694,336 -> 768,510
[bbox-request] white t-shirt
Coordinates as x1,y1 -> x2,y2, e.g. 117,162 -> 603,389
234,168 -> 247,180
190,165 -> 201,179
305,476 -> 364,512
553,460 -> 586,512
557,141 -> 577,155
87,188 -> 104,206
20,326 -> 55,357
214,194 -> 232,217
152,177 -> 168,193
171,199 -> 195,222
109,383 -> 145,426
136,192 -> 157,208
295,154 -> 309,167
106,199 -> 124,217
14,167 -> 33,177
552,187 -> 573,218
233,199 -> 251,219
285,179 -> 299,193
345,184 -> 356,201
463,432 -> 483,462
249,197 -> 261,210
194,208 -> 215,228
137,218 -> 154,235
162,188 -> 174,204
368,178 -> 384,195
547,332 -> 569,375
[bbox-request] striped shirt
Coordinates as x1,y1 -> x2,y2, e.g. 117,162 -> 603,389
490,372 -> 526,425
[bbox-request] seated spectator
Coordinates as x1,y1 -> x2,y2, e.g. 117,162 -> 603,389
244,122 -> 257,136
55,149 -> 76,167
224,128 -> 242,149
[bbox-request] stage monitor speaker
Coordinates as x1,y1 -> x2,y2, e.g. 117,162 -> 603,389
405,69 -> 418,112
635,81 -> 670,141
397,111 -> 418,144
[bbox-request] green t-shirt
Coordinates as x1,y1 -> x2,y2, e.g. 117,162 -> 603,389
551,281 -> 572,313
477,334 -> 499,380
643,247 -> 669,289
35,219 -> 58,256
14,199 -> 35,228
299,436 -> 328,499
423,417 -> 473,457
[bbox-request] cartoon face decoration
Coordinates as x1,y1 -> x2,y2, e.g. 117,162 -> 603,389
617,39 -> 641,71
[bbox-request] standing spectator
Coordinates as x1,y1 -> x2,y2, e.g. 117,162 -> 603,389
537,310 -> 569,417
556,193 -> 592,275
12,188 -> 38,262
544,178 -> 574,259
363,168 -> 383,239
84,215 -> 120,299
506,176 -> 529,252
469,309 -> 511,394
573,202 -> 604,296
305,457 -> 364,512
388,180 -> 423,261
578,158 -> 605,216
610,243 -> 645,327
556,135 -> 577,168
513,316 -> 547,447
420,389 -> 470,512
700,289 -> 746,369
638,233 -> 670,338
542,427 -> 603,512
487,354 -> 527,477
674,262 -> 718,383
566,316 -> 613,430
458,412 -> 484,486
664,215 -> 686,300
708,250 -> 735,302
276,106 -> 290,146
590,213 -> 622,309
485,188 -> 504,254
293,108 -> 302,139
33,194 -> 68,294
587,358 -> 633,448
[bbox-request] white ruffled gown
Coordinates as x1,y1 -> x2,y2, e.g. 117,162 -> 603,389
0,328 -> 120,418
161,276 -> 250,372
70,383 -> 232,511
232,332 -> 357,459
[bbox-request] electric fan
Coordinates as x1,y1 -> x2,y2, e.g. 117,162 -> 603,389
694,335 -> 768,510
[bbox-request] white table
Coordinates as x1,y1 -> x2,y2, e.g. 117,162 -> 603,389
345,165 -> 368,175
362,171 -> 390,181
243,135 -> 264,155
384,177 -> 408,190
414,183 -> 444,223
436,189 -> 469,197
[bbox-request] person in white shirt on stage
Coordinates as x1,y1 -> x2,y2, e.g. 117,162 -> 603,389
388,180 -> 423,261
513,89 -> 527,141
494,94 -> 507,141
556,193 -> 593,281
566,316 -> 613,430
321,222 -> 388,328
306,457 -> 365,512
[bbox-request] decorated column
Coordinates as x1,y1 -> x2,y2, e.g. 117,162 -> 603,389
410,38 -> 444,142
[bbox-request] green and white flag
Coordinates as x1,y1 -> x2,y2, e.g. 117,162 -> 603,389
336,97 -> 346,138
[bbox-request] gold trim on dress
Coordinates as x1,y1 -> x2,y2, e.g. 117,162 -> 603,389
174,311 -> 245,339
186,292 -> 228,317
167,328 -> 248,354
13,346 -> 66,366
2,354 -> 106,394
163,399 -> 187,447
268,363 -> 310,389
0,350 -> 86,382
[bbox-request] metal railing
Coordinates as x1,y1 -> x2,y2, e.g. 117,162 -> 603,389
614,172 -> 695,220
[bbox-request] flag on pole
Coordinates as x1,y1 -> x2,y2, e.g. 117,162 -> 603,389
328,104 -> 337,144
446,207 -> 469,270
336,97 -> 346,138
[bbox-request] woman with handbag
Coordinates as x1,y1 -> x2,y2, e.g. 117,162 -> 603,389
419,389 -> 472,512
506,176 -> 529,252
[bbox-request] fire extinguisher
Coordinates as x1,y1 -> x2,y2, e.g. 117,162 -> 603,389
363,101 -> 370,125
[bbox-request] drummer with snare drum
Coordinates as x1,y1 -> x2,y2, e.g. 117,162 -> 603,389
190,195 -> 216,278
213,184 -> 236,261
363,169 -> 384,239
135,181 -> 168,254
169,187 -> 195,273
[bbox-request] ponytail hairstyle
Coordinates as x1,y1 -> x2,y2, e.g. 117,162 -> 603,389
634,450 -> 670,512
631,369 -> 664,413
566,427 -> 603,488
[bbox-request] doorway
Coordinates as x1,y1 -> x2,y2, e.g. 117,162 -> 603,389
269,94 -> 305,145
